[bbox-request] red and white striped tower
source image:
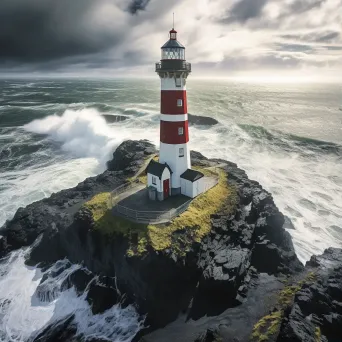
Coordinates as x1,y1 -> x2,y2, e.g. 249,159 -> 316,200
155,27 -> 191,195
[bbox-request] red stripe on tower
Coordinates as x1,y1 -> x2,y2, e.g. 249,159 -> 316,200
161,91 -> 187,114
160,120 -> 189,144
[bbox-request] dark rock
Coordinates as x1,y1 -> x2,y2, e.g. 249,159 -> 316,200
29,314 -> 77,342
86,276 -> 119,314
188,114 -> 219,126
0,140 -> 304,339
194,328 -> 221,342
61,268 -> 94,294
0,235 -> 8,257
283,215 -> 296,230
34,260 -> 73,302
102,114 -> 129,123
107,139 -> 156,173
278,248 -> 342,342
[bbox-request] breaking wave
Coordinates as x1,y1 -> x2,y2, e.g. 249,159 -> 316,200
0,250 -> 143,342
24,108 -> 136,166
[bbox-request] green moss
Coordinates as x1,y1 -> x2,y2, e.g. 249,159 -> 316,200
83,192 -> 149,253
147,169 -> 238,251
279,285 -> 302,307
251,311 -> 282,342
251,272 -> 318,341
315,326 -> 321,342
83,167 -> 238,256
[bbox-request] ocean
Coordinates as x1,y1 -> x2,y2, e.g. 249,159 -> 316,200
0,78 -> 341,341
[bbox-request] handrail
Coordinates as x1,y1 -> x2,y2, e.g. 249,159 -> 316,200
109,180 -> 142,207
109,165 -> 222,224
114,199 -> 192,224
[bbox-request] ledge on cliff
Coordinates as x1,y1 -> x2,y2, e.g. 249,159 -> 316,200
0,140 -> 308,342
82,164 -> 238,257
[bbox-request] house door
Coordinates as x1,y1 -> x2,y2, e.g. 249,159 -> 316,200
163,179 -> 170,199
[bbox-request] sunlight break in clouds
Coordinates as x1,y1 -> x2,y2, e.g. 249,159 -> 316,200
0,0 -> 340,80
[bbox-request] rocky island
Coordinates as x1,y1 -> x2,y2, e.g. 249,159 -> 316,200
0,140 -> 341,342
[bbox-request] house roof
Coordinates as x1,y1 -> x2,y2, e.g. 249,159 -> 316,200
146,160 -> 172,178
180,169 -> 204,182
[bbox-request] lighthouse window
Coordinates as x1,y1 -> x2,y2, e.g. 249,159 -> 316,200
177,99 -> 183,107
152,176 -> 157,185
162,48 -> 184,60
175,78 -> 181,87
179,148 -> 184,157
178,127 -> 184,135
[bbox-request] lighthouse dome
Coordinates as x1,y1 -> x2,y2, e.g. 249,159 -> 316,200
161,28 -> 185,60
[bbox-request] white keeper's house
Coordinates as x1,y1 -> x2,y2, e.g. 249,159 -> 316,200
147,27 -> 206,201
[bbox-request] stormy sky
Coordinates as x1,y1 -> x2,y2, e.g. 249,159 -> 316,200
0,0 -> 341,80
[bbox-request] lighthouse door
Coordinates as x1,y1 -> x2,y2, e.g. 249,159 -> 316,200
163,179 -> 170,199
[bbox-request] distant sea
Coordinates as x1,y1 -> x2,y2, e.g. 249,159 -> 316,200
0,78 -> 341,341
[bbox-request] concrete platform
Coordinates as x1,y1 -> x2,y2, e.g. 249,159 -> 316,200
118,188 -> 190,212
111,175 -> 218,224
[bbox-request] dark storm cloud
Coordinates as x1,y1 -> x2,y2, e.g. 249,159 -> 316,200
0,0 -> 113,63
276,43 -> 313,53
220,0 -> 327,27
324,46 -> 342,50
287,0 -> 325,13
0,0 -> 151,68
128,0 -> 151,14
220,0 -> 268,24
281,31 -> 340,43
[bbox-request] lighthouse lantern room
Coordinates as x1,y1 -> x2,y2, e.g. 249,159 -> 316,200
147,27 -> 205,201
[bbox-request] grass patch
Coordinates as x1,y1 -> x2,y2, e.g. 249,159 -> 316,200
251,272 -> 318,342
251,311 -> 282,342
83,166 -> 238,256
315,326 -> 321,342
83,192 -> 149,254
147,169 -> 238,252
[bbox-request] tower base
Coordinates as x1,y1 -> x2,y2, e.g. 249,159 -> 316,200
171,187 -> 181,196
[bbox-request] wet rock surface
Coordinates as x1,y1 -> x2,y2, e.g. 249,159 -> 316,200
188,114 -> 219,126
278,248 -> 342,342
0,140 -> 155,258
2,140 -> 336,342
29,314 -> 77,342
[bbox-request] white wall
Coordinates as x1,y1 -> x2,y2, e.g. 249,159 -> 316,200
181,178 -> 205,198
147,173 -> 161,192
160,142 -> 191,189
147,168 -> 171,193
161,77 -> 186,91
181,178 -> 192,197
195,178 -> 205,197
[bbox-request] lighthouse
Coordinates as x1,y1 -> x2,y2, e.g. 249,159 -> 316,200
147,27 -> 205,201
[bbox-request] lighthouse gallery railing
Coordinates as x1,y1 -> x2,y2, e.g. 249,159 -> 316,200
155,61 -> 191,72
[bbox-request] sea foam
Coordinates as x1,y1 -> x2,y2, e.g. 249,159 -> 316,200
0,250 -> 143,342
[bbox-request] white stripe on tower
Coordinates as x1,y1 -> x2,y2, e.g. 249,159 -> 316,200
160,114 -> 188,122
161,77 -> 186,91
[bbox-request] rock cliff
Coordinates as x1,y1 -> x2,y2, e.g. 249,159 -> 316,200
0,140 -> 340,342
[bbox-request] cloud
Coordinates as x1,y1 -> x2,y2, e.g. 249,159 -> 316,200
220,0 -> 269,24
281,31 -> 340,43
0,0 -> 151,65
0,0 -> 340,79
128,0 -> 151,14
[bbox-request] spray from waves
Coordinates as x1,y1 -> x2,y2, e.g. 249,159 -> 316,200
23,108 -> 159,168
1,108 -> 159,227
189,122 -> 342,263
24,108 -> 120,166
0,250 -> 143,342
0,158 -> 98,227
